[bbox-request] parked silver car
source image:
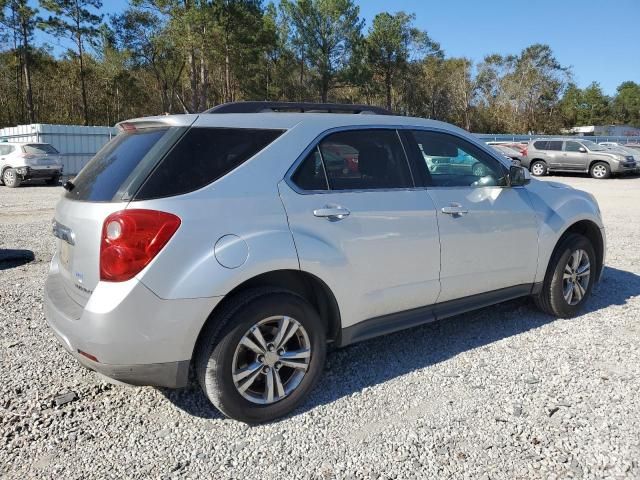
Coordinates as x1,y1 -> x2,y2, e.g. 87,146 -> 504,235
0,142 -> 63,187
522,138 -> 638,178
45,102 -> 606,423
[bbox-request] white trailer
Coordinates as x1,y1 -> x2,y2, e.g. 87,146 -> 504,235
0,124 -> 117,175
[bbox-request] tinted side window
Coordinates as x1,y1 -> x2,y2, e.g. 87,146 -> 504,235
291,148 -> 328,191
66,128 -> 170,202
547,141 -> 563,151
136,128 -> 284,199
565,141 -> 583,152
533,141 -> 548,150
410,130 -> 507,188
318,129 -> 412,190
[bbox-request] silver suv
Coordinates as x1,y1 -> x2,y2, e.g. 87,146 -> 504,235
45,102 -> 605,423
0,142 -> 63,187
523,138 -> 638,179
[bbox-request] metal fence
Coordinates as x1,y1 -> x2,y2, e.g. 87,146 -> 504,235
475,133 -> 640,144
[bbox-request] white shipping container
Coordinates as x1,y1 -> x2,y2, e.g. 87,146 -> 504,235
0,123 -> 118,174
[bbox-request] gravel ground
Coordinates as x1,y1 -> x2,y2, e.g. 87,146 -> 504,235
1,175 -> 639,479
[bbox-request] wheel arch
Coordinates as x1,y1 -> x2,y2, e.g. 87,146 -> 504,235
192,269 -> 341,361
589,159 -> 610,171
553,220 -> 604,282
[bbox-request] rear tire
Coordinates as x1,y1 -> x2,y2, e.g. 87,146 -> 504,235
2,168 -> 21,188
534,233 -> 596,318
530,160 -> 548,176
196,289 -> 326,423
590,162 -> 610,179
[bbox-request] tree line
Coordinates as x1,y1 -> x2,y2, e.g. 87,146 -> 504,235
1,0 -> 639,133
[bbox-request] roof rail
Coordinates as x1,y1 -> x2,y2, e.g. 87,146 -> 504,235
204,101 -> 391,115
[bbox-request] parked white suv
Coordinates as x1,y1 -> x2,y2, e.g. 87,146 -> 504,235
0,142 -> 63,187
44,102 -> 605,423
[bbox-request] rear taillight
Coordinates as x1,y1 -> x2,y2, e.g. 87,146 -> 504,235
522,148 -> 527,157
100,209 -> 181,282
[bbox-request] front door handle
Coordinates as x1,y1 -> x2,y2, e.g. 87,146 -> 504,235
313,206 -> 351,220
441,203 -> 469,216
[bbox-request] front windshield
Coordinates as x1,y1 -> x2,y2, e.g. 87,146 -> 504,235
580,140 -> 606,151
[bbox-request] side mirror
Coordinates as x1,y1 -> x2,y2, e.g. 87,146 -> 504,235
509,165 -> 530,187
578,147 -> 587,153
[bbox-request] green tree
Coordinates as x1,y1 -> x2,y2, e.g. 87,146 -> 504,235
613,81 -> 640,127
577,82 -> 611,125
1,0 -> 38,123
281,0 -> 363,102
366,11 -> 437,111
39,0 -> 103,125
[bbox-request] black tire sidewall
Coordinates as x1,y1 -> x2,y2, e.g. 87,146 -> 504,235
548,235 -> 596,317
203,293 -> 326,423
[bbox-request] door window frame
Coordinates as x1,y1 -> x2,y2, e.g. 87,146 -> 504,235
285,126 -> 419,195
402,128 -> 511,189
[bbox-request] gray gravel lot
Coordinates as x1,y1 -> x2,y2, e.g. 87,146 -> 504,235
1,176 -> 639,479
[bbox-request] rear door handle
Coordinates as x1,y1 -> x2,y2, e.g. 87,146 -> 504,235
313,206 -> 351,220
441,203 -> 468,216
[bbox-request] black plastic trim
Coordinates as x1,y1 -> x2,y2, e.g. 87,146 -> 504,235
338,284 -> 534,347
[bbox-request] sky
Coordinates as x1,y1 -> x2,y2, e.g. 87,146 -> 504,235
33,0 -> 639,95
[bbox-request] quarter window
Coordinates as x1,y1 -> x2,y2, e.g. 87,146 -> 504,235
291,148 -> 328,191
409,130 -> 507,187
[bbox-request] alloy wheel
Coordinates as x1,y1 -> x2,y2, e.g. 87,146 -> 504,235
562,249 -> 591,306
532,163 -> 545,176
592,165 -> 607,178
232,316 -> 311,405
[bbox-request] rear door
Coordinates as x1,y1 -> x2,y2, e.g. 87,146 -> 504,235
543,140 -> 564,169
406,129 -> 539,303
279,128 -> 441,328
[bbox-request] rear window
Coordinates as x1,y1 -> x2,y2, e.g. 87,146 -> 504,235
23,144 -> 59,154
134,128 -> 284,200
65,128 -> 172,202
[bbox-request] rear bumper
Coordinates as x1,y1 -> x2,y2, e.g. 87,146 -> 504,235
44,255 -> 220,388
16,166 -> 62,179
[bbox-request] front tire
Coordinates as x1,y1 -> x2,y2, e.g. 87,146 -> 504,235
530,160 -> 548,176
534,233 -> 596,318
2,168 -> 21,188
590,162 -> 610,179
196,289 -> 326,423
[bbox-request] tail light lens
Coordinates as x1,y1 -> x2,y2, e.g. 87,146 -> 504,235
522,147 -> 528,157
100,209 -> 181,282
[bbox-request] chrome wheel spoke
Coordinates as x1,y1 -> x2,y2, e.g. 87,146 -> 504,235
240,336 -> 266,355
275,319 -> 299,350
564,283 -> 574,303
576,263 -> 590,277
273,369 -> 285,399
265,368 -> 274,403
236,366 -> 263,394
272,316 -> 292,348
279,358 -> 308,371
233,361 -> 262,383
250,326 -> 268,352
574,280 -> 586,300
281,349 -> 310,361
